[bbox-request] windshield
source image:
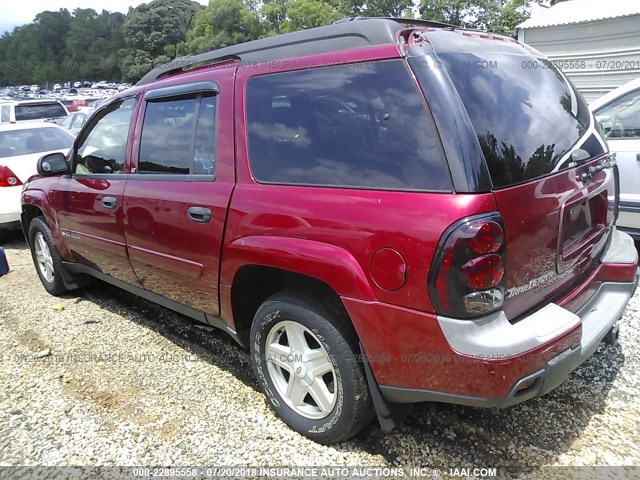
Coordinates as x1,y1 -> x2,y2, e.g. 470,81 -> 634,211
441,52 -> 600,188
0,127 -> 73,157
15,103 -> 67,121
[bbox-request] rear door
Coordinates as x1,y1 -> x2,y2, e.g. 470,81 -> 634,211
123,69 -> 235,317
436,44 -> 613,319
594,88 -> 640,233
55,97 -> 140,285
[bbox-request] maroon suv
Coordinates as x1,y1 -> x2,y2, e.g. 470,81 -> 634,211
21,18 -> 639,443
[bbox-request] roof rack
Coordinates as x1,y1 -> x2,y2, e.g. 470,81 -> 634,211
137,17 -> 456,85
333,16 -> 457,30
137,17 -> 449,86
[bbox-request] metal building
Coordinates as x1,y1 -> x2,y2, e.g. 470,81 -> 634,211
516,0 -> 640,103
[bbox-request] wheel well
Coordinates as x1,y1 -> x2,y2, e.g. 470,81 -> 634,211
231,265 -> 354,345
21,205 -> 44,241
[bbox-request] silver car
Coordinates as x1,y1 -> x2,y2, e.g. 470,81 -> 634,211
592,78 -> 640,240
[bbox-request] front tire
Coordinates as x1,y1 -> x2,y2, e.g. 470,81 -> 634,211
29,217 -> 69,296
250,292 -> 374,444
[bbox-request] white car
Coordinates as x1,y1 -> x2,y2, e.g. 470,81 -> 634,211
53,83 -> 61,91
591,79 -> 640,240
0,123 -> 74,239
0,100 -> 69,124
73,82 -> 82,88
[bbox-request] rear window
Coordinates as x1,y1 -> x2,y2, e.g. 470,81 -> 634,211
0,127 -> 73,157
441,53 -> 601,188
15,103 -> 67,121
246,59 -> 450,191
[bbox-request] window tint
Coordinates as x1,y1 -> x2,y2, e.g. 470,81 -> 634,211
1,106 -> 9,122
440,53 -> 595,188
138,94 -> 216,175
0,127 -> 73,158
595,89 -> 640,139
75,98 -> 136,174
246,60 -> 450,191
15,102 -> 67,121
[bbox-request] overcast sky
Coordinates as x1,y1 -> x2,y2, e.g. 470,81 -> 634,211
0,0 -> 209,34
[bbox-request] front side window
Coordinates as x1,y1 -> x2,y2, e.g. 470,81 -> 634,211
246,60 -> 450,191
595,89 -> 640,139
138,94 -> 216,175
72,113 -> 87,130
60,115 -> 74,129
74,97 -> 136,174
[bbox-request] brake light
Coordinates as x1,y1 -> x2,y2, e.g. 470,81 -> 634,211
429,214 -> 506,318
0,166 -> 22,187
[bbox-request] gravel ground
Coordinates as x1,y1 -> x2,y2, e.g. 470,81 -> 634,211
0,231 -> 639,479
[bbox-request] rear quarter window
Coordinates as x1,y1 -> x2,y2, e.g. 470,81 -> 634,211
440,53 -> 603,188
245,59 -> 451,191
15,103 -> 67,121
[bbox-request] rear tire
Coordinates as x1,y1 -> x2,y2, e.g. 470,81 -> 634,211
29,217 -> 69,296
250,292 -> 374,444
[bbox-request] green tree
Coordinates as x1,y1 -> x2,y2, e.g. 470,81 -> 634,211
184,0 -> 263,54
340,0 -> 413,17
420,0 -> 532,34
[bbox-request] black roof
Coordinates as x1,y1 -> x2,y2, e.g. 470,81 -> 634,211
137,17 -> 456,85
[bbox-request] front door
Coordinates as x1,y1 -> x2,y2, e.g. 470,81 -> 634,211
56,97 -> 140,285
123,69 -> 235,316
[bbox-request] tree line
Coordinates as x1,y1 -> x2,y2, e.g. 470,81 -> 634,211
0,0 -> 562,85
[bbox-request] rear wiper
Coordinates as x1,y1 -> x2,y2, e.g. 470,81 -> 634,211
580,153 -> 616,181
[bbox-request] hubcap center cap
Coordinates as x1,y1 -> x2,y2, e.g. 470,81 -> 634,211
293,361 -> 306,378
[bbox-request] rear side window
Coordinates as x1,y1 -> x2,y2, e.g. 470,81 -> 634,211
1,106 -> 9,122
246,60 -> 450,191
138,94 -> 216,175
0,127 -> 73,157
440,53 -> 602,188
15,103 -> 67,121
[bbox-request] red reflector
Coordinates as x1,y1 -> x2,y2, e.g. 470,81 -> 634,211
465,221 -> 503,254
0,165 -> 23,187
461,254 -> 504,290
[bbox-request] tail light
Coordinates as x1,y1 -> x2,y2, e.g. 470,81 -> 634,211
0,166 -> 22,187
429,213 -> 506,318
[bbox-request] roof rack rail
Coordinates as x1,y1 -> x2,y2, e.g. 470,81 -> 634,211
136,17 -> 455,86
333,16 -> 458,30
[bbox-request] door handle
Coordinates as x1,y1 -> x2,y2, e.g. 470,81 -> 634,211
187,206 -> 212,223
102,196 -> 117,209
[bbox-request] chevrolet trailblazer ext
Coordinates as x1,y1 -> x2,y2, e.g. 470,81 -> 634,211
20,18 -> 639,443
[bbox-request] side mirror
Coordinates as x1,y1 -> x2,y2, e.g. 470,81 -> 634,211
37,152 -> 69,176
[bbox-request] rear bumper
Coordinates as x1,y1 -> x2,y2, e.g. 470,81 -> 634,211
346,229 -> 638,407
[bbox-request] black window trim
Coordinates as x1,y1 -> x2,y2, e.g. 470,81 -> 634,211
136,89 -> 217,180
144,81 -> 219,102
